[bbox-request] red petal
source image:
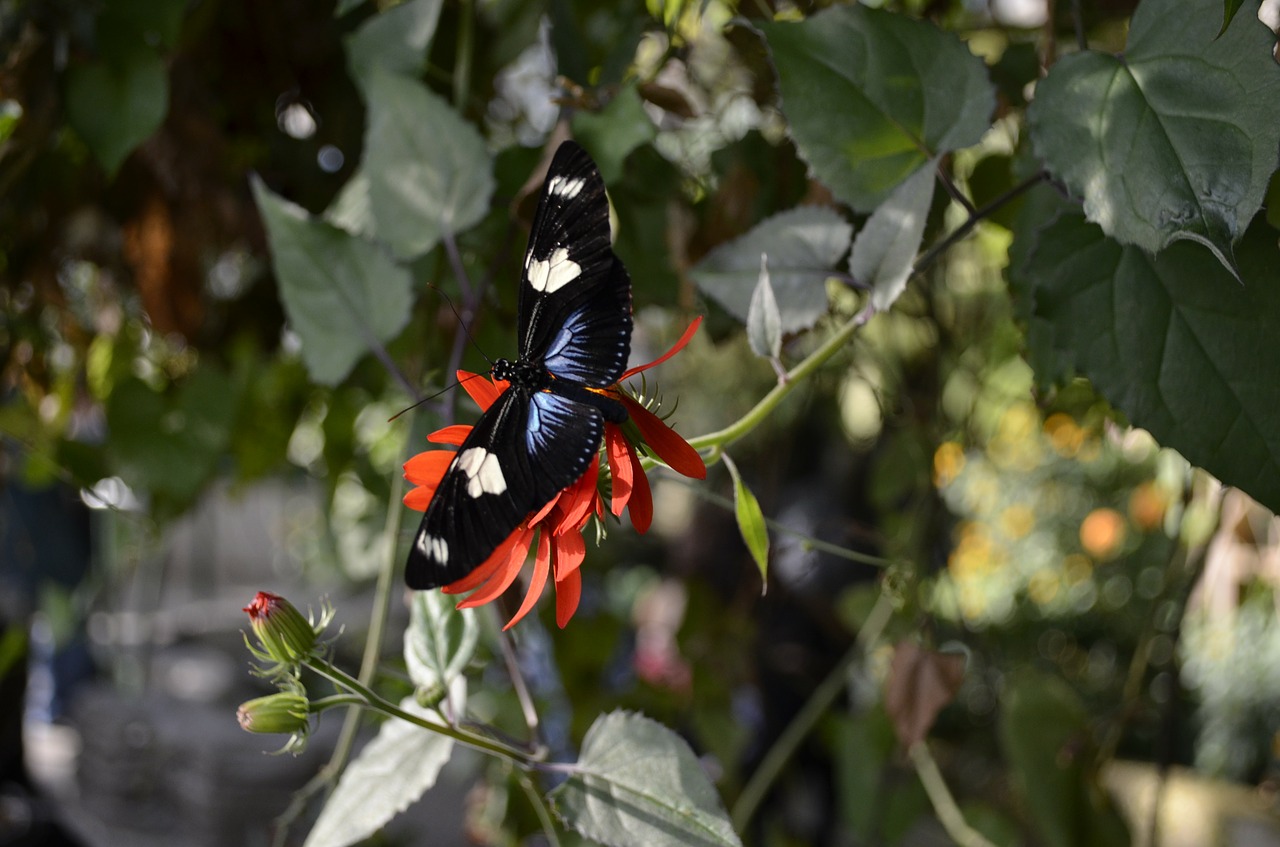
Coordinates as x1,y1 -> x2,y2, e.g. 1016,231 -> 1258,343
554,530 -> 586,580
606,424 -> 633,517
529,491 -> 561,526
428,425 -> 471,446
620,316 -> 702,380
404,451 -> 454,486
503,530 -> 552,630
448,525 -> 533,600
402,484 -> 437,511
626,446 -> 653,532
552,459 -> 599,535
458,370 -> 508,412
554,567 -> 582,629
620,395 -> 706,479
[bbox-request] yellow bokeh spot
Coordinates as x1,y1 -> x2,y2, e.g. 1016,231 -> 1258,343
934,441 -> 966,488
1128,482 -> 1167,531
1044,412 -> 1083,458
1027,569 -> 1061,606
998,504 -> 1036,540
1063,553 -> 1093,585
1080,507 -> 1127,560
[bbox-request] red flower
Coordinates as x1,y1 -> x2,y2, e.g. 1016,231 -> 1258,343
403,318 -> 705,629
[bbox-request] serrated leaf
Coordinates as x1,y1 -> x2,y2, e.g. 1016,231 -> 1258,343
252,177 -> 413,385
64,51 -> 167,176
691,206 -> 851,334
1027,0 -> 1280,275
571,84 -> 657,183
345,0 -> 443,93
304,692 -> 461,847
359,67 -> 494,259
404,590 -> 479,691
849,162 -> 936,312
755,6 -> 994,212
551,711 -> 742,847
722,454 -> 769,587
746,255 -> 782,360
1020,210 -> 1280,513
1000,671 -> 1129,847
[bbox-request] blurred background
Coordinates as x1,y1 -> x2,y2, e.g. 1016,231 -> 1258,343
2,0 -> 1280,845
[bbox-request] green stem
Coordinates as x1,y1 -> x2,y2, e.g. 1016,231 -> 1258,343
517,771 -> 562,847
310,694 -> 365,712
909,741 -> 999,847
730,589 -> 894,830
307,656 -> 540,764
453,0 -> 473,112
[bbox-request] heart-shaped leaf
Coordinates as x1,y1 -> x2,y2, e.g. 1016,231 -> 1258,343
64,51 -> 168,176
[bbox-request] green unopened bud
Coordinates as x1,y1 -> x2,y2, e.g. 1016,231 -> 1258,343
243,591 -> 318,664
237,692 -> 310,735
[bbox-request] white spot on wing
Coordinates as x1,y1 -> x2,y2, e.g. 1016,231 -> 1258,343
417,533 -> 449,563
527,247 -> 582,294
549,175 -> 586,199
457,447 -> 508,497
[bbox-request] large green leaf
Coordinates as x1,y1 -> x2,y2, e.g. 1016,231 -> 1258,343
755,6 -> 994,212
1020,210 -> 1280,512
1000,671 -> 1128,847
252,178 -> 413,385
345,0 -> 443,92
304,693 -> 461,847
551,711 -> 742,847
64,51 -> 168,176
1027,0 -> 1280,274
355,67 -> 494,259
571,84 -> 656,183
690,206 -> 852,334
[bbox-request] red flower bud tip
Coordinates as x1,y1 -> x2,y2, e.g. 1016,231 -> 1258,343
237,692 -> 310,735
243,591 -> 319,665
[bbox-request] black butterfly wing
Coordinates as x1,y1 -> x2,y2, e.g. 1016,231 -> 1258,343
405,386 -> 606,589
519,141 -> 632,387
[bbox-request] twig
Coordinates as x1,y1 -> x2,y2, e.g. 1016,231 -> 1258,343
909,741 -> 999,847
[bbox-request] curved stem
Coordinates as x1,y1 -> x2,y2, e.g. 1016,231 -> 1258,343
517,771 -> 562,847
909,741 -> 999,847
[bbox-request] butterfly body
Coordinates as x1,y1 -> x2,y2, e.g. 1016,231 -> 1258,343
406,142 -> 633,590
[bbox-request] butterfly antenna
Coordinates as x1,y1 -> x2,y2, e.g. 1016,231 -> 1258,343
388,371 -> 487,423
426,282 -> 492,367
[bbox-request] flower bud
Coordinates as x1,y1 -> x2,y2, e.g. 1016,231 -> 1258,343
237,692 -> 310,735
243,591 -> 318,664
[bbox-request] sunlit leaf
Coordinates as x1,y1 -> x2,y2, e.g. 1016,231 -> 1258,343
1019,210 -> 1280,514
345,0 -> 444,92
551,711 -> 742,847
849,162 -> 936,312
304,692 -> 462,847
252,177 -> 413,385
1027,0 -> 1280,275
405,590 -> 479,692
691,206 -> 851,334
723,454 -> 769,588
755,6 -> 994,211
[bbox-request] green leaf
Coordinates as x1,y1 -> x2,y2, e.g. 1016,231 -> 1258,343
1020,209 -> 1280,515
357,67 -> 495,259
345,0 -> 444,92
551,711 -> 742,847
304,694 -> 460,847
571,84 -> 657,183
849,161 -> 936,312
1220,0 -> 1247,35
106,367 -> 237,507
745,255 -> 782,361
755,6 -> 994,212
723,454 -> 769,587
404,590 -> 479,691
64,51 -> 168,176
1027,0 -> 1280,275
252,177 -> 414,385
1000,671 -> 1129,847
691,206 -> 852,334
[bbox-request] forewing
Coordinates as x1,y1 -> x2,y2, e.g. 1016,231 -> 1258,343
406,387 -> 605,590
518,141 -> 632,387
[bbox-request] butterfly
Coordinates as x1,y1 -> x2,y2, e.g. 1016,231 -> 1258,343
405,141 -> 633,590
